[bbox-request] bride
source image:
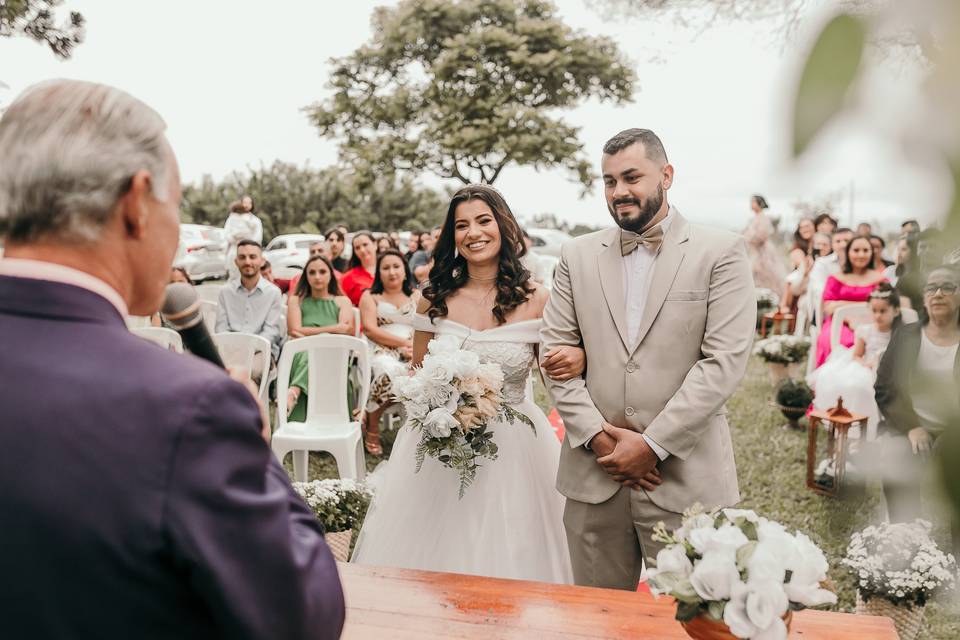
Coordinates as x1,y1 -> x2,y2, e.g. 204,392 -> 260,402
350,184 -> 582,583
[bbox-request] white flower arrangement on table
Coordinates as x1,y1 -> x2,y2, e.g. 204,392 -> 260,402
755,288 -> 780,312
647,505 -> 836,640
291,479 -> 374,533
842,519 -> 956,608
389,334 -> 534,498
753,335 -> 811,365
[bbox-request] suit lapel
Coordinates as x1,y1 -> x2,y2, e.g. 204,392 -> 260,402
597,229 -> 630,352
631,215 -> 690,353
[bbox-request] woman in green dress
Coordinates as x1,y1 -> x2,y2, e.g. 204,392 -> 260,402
285,255 -> 356,421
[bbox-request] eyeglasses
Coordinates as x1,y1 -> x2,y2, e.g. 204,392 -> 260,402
923,282 -> 959,295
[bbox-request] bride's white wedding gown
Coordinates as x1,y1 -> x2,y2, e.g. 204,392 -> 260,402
350,315 -> 573,584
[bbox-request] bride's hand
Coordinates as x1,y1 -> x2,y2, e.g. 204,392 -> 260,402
541,345 -> 586,381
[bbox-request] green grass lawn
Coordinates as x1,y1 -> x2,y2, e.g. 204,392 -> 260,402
282,357 -> 959,638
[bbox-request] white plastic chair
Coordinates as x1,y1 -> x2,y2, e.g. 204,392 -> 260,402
830,303 -> 872,353
352,307 -> 362,338
272,335 -> 371,482
213,332 -> 272,404
131,327 -> 183,353
200,300 -> 218,334
901,307 -> 919,325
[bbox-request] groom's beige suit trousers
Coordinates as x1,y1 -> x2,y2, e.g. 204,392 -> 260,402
541,212 -> 756,590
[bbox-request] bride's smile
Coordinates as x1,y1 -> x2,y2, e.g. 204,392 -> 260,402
454,199 -> 502,265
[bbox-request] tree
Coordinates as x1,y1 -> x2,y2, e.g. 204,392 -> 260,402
180,161 -> 447,242
305,0 -> 635,194
0,0 -> 85,59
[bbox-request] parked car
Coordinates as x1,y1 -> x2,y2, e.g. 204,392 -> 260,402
264,233 -> 326,270
525,228 -> 572,257
174,224 -> 227,281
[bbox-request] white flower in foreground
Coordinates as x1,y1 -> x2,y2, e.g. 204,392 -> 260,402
689,551 -> 741,601
690,523 -> 749,556
422,407 -> 458,438
427,334 -> 460,355
723,508 -> 760,523
476,362 -> 504,391
405,401 -> 429,422
452,349 -> 481,378
785,533 -> 837,607
420,354 -> 456,387
747,541 -> 787,584
723,579 -> 789,640
653,544 -> 694,577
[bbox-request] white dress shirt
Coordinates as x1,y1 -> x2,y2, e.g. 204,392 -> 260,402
215,276 -> 284,359
621,209 -> 675,461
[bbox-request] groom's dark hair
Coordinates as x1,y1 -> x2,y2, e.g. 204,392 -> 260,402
603,128 -> 668,166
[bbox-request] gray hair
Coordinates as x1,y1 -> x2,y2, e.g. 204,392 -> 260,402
0,79 -> 171,243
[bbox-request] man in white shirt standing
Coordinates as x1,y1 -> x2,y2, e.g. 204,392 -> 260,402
542,128 -> 755,591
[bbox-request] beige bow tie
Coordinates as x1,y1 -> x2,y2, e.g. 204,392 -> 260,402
620,225 -> 664,256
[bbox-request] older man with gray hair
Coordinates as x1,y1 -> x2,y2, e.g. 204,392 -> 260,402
0,80 -> 345,640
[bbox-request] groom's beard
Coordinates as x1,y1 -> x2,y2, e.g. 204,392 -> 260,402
608,183 -> 664,233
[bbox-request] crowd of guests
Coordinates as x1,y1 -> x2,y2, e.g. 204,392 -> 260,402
744,197 -> 960,540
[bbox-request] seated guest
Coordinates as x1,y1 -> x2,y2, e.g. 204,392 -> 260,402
376,235 -> 396,254
359,249 -> 419,455
857,222 -> 873,237
288,240 -> 340,294
810,282 -> 901,439
340,230 -> 378,306
869,234 -> 894,269
259,259 -> 275,285
406,232 -> 421,259
325,227 -> 349,273
814,211 -> 838,234
901,219 -> 922,236
408,229 -> 433,284
286,255 -> 355,421
875,266 -> 960,524
780,217 -> 815,313
807,228 -> 854,323
885,233 -> 914,287
152,267 -> 195,326
0,78 -> 343,639
215,239 -> 284,361
815,235 -> 887,366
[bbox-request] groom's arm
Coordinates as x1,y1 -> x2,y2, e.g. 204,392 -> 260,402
642,236 -> 756,460
540,247 -> 605,449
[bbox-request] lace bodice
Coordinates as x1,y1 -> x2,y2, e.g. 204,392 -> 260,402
412,314 -> 540,405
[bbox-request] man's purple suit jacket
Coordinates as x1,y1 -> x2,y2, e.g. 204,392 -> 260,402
0,275 -> 345,639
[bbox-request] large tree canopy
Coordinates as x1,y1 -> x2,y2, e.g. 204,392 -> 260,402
180,162 -> 447,241
305,0 -> 635,193
0,0 -> 85,59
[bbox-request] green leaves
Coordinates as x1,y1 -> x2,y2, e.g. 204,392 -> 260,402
792,13 -> 866,157
305,0 -> 635,189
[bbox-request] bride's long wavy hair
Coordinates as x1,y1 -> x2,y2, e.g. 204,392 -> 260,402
423,184 -> 534,325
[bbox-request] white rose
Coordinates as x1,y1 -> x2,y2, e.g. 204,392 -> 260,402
723,508 -> 760,524
723,579 -> 789,640
452,349 -> 481,378
690,523 -> 749,556
654,544 -> 694,577
676,513 -> 716,542
784,533 -> 836,607
421,355 -> 456,387
689,551 -> 741,601
422,407 -> 458,438
757,520 -> 802,570
459,375 -> 484,398
476,362 -> 504,392
746,541 -> 787,584
428,335 -> 460,355
404,401 -> 429,422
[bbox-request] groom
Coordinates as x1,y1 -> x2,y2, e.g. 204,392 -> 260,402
541,128 -> 756,590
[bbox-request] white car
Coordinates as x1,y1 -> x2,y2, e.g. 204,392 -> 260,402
525,228 -> 572,258
264,233 -> 326,270
174,224 -> 227,282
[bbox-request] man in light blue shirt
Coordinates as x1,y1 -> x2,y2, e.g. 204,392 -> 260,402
215,240 -> 284,360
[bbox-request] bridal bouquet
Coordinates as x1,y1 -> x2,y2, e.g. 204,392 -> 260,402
843,519 -> 956,608
390,335 -> 534,498
647,505 -> 836,640
753,335 -> 811,365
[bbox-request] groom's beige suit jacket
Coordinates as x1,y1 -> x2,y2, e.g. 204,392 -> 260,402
541,212 -> 756,513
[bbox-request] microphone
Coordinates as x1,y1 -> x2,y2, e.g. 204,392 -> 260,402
161,283 -> 225,368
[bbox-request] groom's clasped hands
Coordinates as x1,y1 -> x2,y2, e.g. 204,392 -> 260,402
591,423 -> 662,491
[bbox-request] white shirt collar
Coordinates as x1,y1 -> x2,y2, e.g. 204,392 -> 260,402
0,257 -> 128,316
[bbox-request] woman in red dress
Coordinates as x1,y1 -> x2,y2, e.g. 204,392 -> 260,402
815,235 -> 887,366
340,231 -> 378,306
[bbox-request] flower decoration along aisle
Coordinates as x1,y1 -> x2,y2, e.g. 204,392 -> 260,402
390,335 -> 534,498
753,335 -> 811,365
843,519 -> 956,640
292,479 -> 374,562
647,506 -> 837,640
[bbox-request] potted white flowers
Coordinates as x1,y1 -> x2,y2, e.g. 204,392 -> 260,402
647,506 -> 836,640
753,335 -> 811,384
843,519 -> 957,640
292,478 -> 374,562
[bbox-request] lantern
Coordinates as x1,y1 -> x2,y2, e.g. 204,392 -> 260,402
760,310 -> 797,337
806,397 -> 868,497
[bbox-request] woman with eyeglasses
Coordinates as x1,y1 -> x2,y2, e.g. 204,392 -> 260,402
875,266 -> 960,525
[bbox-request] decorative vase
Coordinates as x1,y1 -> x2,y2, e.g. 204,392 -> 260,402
856,591 -> 925,640
325,529 -> 353,562
767,361 -> 789,384
777,404 -> 806,430
681,611 -> 792,640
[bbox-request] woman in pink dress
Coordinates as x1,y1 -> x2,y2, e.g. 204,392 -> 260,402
815,235 -> 887,366
742,194 -> 786,292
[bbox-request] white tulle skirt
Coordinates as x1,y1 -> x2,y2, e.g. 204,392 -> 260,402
350,397 -> 573,584
809,347 -> 880,440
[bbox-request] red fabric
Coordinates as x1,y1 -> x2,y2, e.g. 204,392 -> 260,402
340,267 -> 374,306
815,275 -> 885,366
548,408 -> 565,442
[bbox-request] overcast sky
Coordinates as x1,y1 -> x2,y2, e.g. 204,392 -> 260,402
1,0 -> 950,233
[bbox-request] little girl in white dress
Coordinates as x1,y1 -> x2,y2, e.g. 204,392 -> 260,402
810,282 -> 901,440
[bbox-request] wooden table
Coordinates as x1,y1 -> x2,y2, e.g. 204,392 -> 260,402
339,563 -> 898,639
